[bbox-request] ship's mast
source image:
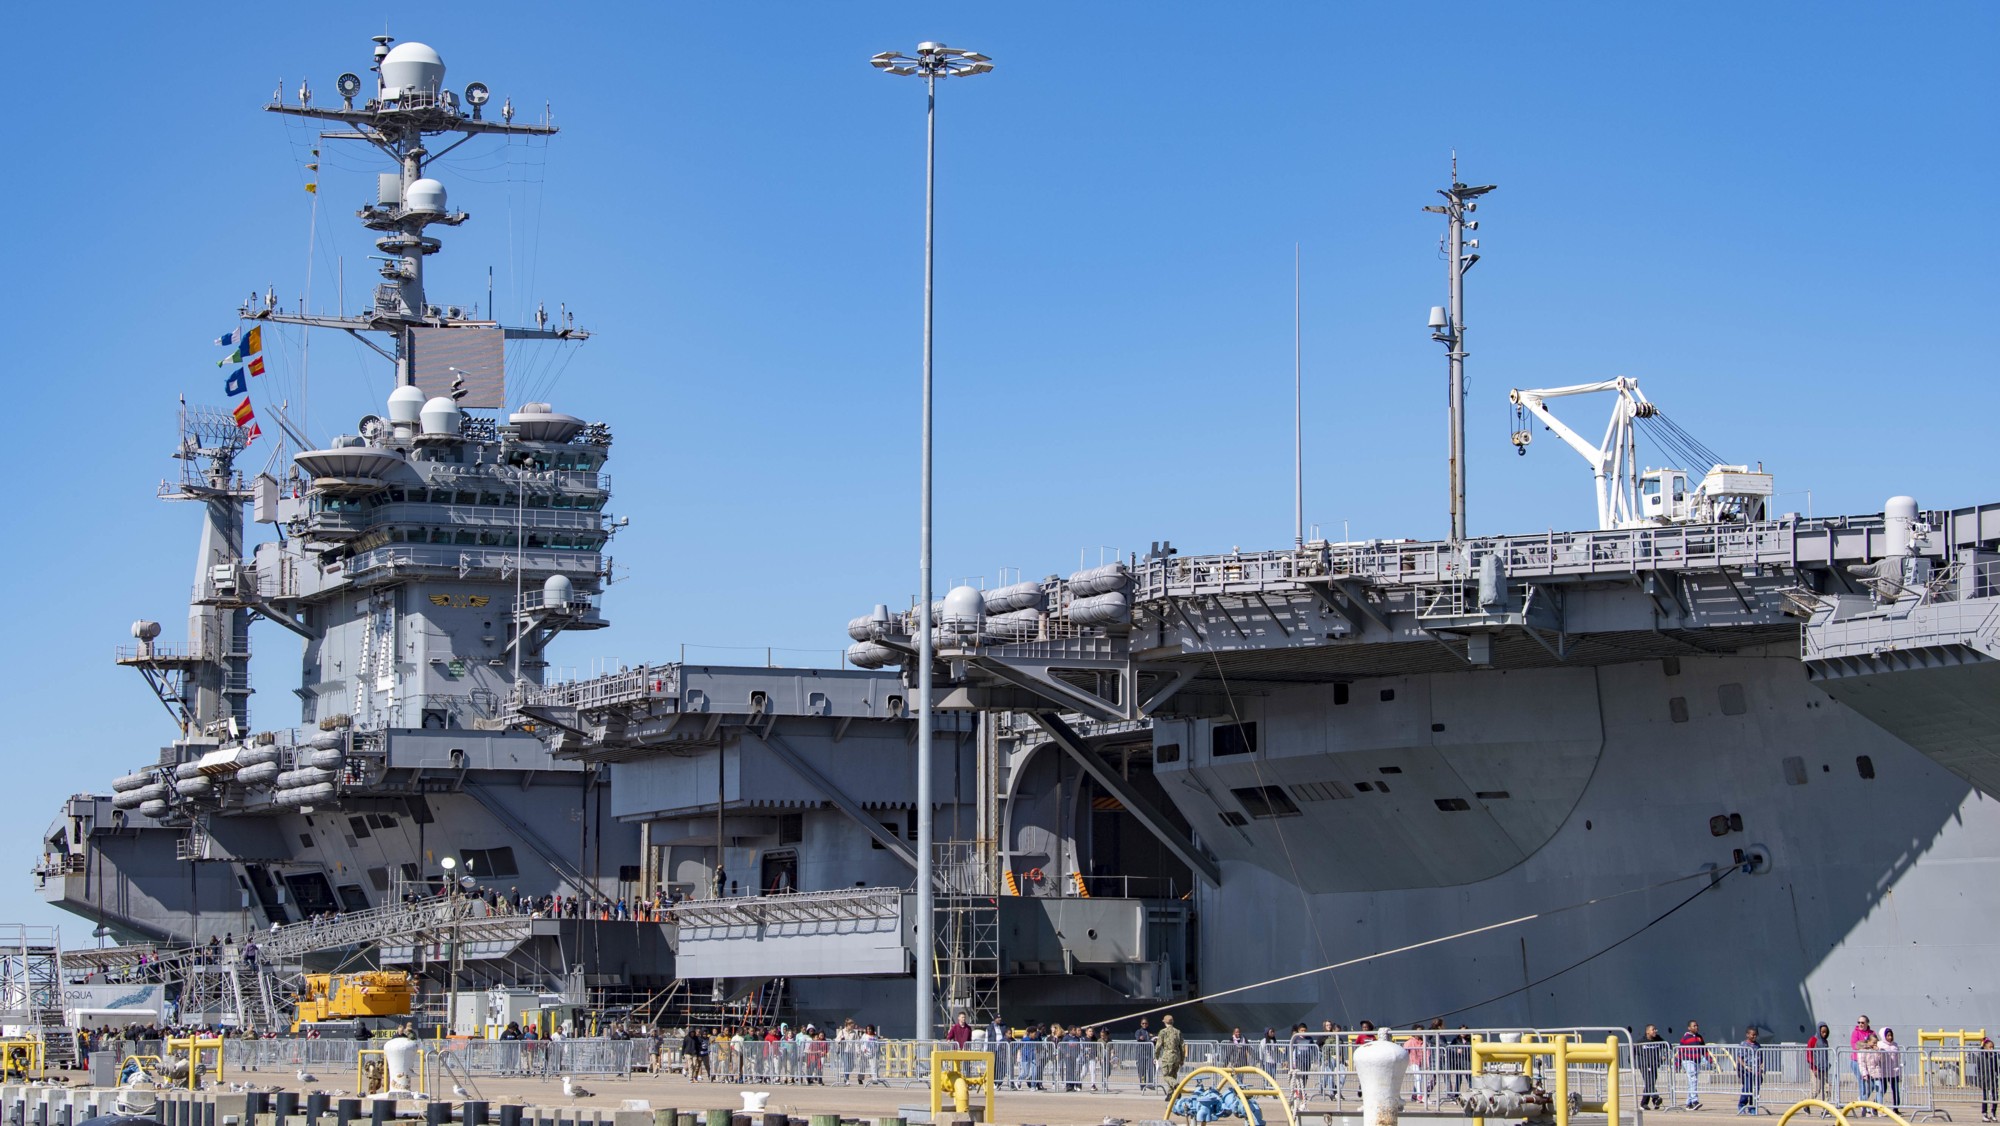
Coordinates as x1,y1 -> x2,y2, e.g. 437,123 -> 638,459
1425,160 -> 1495,543
257,36 -> 586,389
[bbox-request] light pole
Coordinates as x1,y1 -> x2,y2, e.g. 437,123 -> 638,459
870,40 -> 992,1040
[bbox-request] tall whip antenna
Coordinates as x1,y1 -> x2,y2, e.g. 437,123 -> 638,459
1294,243 -> 1303,548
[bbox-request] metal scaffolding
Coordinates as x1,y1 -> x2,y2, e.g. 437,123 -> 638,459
934,842 -> 999,1029
0,926 -> 71,1064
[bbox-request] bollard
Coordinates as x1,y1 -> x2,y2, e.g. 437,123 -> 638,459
761,1114 -> 785,1126
677,1116 -> 695,1126
729,1116 -> 749,1126
56,1105 -> 69,1126
651,1110 -> 676,1126
205,1100 -> 218,1126
704,1113 -> 730,1126
305,1092 -> 329,1126
498,1106 -> 522,1126
32,1098 -> 44,1126
1353,1038 -> 1412,1126
426,1101 -> 451,1126
371,1099 -> 394,1126
811,1116 -> 841,1126
465,1102 -> 489,1126
248,1093 -> 271,1122
336,1097 -> 361,1126
275,1092 -> 299,1124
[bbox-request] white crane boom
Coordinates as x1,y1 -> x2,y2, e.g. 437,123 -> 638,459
1509,377 -> 1654,529
1509,377 -> 1774,530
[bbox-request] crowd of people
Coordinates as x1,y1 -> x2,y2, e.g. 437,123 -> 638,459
1628,1016 -> 2000,1118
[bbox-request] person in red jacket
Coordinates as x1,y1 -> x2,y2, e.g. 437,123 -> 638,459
945,1012 -> 974,1047
1679,1020 -> 1709,1110
1808,1023 -> 1836,1107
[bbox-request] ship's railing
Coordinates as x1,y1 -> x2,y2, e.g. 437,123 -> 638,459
1131,523 -> 1804,603
516,666 -> 674,713
416,463 -> 609,493
32,854 -> 85,877
1126,509 -> 1999,605
1924,558 -> 2000,605
259,897 -> 483,960
342,544 -> 604,582
113,642 -> 213,664
513,588 -> 599,615
668,886 -> 903,929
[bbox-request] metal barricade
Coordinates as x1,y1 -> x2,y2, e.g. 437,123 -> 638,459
218,1037 -> 635,1079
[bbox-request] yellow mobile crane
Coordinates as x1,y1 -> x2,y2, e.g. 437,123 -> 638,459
290,972 -> 413,1034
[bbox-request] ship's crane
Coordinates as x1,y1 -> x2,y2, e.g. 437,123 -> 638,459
1509,377 -> 1774,530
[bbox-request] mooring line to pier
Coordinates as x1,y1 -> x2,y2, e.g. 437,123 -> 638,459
1081,863 -> 1738,1030
1412,861 -> 1741,1025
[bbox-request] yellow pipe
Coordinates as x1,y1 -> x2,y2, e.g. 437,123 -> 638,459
1779,1100 -> 1848,1126
1839,1102 -> 1913,1126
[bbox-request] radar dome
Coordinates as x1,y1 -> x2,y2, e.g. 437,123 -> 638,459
404,178 -> 446,214
132,620 -> 161,641
941,585 -> 986,625
387,384 -> 426,424
380,42 -> 445,100
543,574 -> 574,608
420,396 -> 463,436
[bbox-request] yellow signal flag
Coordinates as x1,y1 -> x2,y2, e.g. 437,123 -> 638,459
305,183 -> 318,194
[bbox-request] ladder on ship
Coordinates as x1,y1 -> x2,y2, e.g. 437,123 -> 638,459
226,963 -> 283,1033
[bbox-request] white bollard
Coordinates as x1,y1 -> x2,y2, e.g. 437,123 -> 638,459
382,1034 -> 420,1094
738,1092 -> 771,1113
1354,1038 -> 1412,1126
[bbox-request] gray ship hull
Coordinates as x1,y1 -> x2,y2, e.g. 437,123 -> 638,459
1172,650 -> 1997,1038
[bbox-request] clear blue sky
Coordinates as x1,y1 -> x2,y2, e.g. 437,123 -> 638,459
4,3 -> 1994,935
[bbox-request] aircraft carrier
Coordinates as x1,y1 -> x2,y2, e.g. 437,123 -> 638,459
33,34 -> 2000,1039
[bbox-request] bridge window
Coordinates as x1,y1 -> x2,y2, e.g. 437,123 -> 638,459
1211,722 -> 1257,757
1856,755 -> 1876,780
1155,743 -> 1181,763
1218,811 -> 1249,827
1782,756 -> 1808,786
1434,798 -> 1472,812
1668,697 -> 1689,723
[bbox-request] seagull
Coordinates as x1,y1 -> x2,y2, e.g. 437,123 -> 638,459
453,1085 -> 470,1097
561,1076 -> 593,1099
297,1070 -> 316,1083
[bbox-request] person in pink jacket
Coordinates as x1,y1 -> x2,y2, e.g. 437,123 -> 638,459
1856,1033 -> 1886,1114
1851,1016 -> 1876,1090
